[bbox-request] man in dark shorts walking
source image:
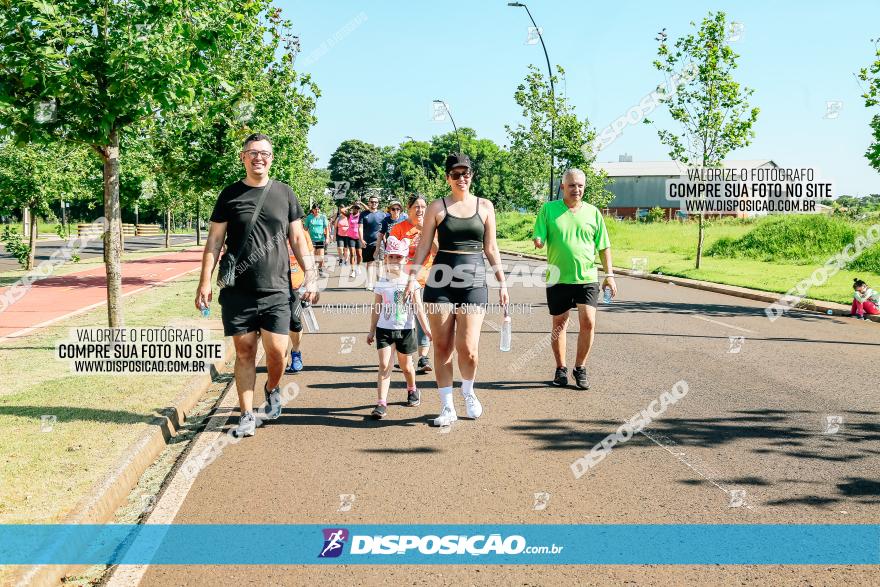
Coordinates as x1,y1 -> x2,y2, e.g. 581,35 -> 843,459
533,168 -> 616,390
359,195 -> 386,290
195,133 -> 318,437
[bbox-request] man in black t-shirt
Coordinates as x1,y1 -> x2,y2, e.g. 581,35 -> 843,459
195,133 -> 318,438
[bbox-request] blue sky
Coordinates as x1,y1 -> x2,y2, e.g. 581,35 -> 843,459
280,0 -> 879,196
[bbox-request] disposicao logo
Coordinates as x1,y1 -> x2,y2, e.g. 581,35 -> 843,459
318,528 -> 349,558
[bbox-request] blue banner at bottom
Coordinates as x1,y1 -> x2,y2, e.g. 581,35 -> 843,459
1,525 -> 877,565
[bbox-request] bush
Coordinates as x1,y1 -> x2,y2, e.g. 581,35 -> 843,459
705,215 -> 859,264
1,225 -> 31,268
846,243 -> 880,273
495,211 -> 536,241
646,207 -> 665,223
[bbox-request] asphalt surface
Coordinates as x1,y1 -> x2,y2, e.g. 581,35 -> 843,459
0,234 -> 196,271
122,252 -> 879,585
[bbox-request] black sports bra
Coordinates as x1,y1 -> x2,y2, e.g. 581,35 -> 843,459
437,197 -> 484,253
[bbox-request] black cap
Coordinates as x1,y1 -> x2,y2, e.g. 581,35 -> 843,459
444,153 -> 472,173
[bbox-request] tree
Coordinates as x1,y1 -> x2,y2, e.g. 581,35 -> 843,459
385,138 -> 446,201
0,140 -> 93,268
506,65 -> 611,212
328,139 -> 384,200
649,11 -> 759,268
0,0 -> 268,325
859,39 -> 880,174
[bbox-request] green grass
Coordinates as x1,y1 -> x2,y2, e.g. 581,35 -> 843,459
497,214 -> 880,305
0,273 -> 227,524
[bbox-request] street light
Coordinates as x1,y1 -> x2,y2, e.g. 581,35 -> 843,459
432,99 -> 462,153
508,2 -> 557,201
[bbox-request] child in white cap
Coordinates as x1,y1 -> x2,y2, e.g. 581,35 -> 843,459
367,236 -> 432,418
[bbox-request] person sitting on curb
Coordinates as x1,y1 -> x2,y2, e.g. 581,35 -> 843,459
851,278 -> 879,320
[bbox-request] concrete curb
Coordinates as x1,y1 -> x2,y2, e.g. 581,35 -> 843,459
501,249 -> 879,322
8,334 -> 235,587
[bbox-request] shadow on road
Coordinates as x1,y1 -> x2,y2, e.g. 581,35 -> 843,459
507,407 -> 880,507
601,299 -> 830,323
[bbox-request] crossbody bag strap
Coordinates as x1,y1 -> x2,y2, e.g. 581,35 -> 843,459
234,179 -> 273,257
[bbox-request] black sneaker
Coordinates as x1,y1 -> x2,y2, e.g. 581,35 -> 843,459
552,367 -> 568,386
407,388 -> 421,407
417,356 -> 432,374
371,403 -> 387,419
573,366 -> 590,390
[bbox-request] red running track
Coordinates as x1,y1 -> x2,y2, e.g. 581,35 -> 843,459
0,248 -> 203,341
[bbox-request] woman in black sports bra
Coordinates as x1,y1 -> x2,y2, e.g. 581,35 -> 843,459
406,153 -> 509,427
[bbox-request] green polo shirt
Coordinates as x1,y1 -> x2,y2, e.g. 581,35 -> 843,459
533,199 -> 610,284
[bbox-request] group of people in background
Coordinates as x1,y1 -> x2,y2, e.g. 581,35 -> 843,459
198,133 -> 616,437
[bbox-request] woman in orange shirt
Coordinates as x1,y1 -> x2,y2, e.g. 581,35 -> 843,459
390,194 -> 436,374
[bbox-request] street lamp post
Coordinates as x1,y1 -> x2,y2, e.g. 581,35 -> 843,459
508,2 -> 557,201
432,100 -> 462,153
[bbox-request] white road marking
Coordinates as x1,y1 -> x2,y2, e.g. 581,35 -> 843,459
105,347 -> 259,587
690,315 -> 756,334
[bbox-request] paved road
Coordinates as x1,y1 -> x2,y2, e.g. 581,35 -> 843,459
116,252 -> 879,585
0,234 -> 197,272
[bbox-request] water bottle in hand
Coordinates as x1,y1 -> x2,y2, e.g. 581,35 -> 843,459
500,312 -> 512,352
200,303 -> 210,318
302,301 -> 319,332
603,286 -> 613,304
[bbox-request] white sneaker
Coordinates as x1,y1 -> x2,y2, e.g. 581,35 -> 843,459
232,411 -> 257,438
262,384 -> 283,420
433,405 -> 457,427
349,270 -> 356,278
463,390 -> 483,419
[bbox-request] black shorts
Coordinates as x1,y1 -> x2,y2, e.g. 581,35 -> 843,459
289,289 -> 303,333
219,288 -> 291,337
546,282 -> 600,316
423,251 -> 488,306
312,241 -> 325,250
336,236 -> 348,249
375,327 -> 417,354
349,237 -> 362,250
363,243 -> 377,263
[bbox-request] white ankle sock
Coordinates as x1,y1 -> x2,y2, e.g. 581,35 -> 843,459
461,379 -> 475,397
439,386 -> 454,410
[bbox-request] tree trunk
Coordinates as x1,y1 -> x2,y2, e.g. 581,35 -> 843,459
696,213 -> 705,269
22,207 -> 30,238
165,208 -> 171,248
196,199 -> 201,246
26,206 -> 37,270
102,130 -> 124,327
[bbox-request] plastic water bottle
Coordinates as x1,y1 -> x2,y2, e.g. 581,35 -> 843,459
200,303 -> 210,318
500,310 -> 512,352
302,301 -> 319,332
603,286 -> 613,304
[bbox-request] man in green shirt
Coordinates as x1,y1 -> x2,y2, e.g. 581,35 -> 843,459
533,168 -> 617,389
